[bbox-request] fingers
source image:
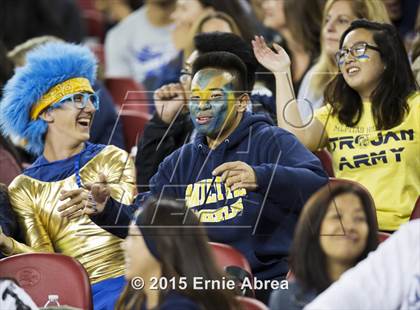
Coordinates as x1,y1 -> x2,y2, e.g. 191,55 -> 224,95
58,190 -> 88,212
85,173 -> 108,190
252,36 -> 268,50
225,174 -> 242,188
231,182 -> 244,192
155,83 -> 184,100
272,42 -> 283,53
83,205 -> 97,216
61,201 -> 85,218
220,169 -> 241,183
67,209 -> 84,220
212,161 -> 240,176
59,188 -> 84,201
90,182 -> 111,203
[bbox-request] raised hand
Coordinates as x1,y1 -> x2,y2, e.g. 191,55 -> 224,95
154,83 -> 187,124
252,35 -> 291,74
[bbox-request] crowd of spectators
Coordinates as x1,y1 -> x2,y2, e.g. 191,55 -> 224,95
0,0 -> 419,309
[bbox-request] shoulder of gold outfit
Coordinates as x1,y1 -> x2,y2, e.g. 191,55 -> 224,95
1,145 -> 136,284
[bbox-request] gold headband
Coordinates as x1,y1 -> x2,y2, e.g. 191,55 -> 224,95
30,77 -> 94,120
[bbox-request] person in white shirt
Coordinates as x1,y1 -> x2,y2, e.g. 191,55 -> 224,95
105,0 -> 179,84
305,219 -> 420,310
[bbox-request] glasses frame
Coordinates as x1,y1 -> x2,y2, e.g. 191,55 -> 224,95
335,42 -> 381,67
55,92 -> 100,110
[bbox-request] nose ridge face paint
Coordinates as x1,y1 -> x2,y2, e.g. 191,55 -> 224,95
189,68 -> 238,137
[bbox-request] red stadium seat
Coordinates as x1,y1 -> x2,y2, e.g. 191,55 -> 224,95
236,296 -> 268,310
314,149 -> 334,177
82,10 -> 105,42
105,78 -> 152,151
0,253 -> 92,309
89,43 -> 105,66
210,242 -> 252,276
410,197 -> 420,220
210,242 -> 254,297
377,231 -> 391,243
77,0 -> 95,10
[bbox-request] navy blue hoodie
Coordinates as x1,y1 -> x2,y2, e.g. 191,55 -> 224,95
147,112 -> 328,280
91,112 -> 327,280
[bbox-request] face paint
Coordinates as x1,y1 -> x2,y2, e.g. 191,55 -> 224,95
355,54 -> 370,62
189,68 -> 238,138
336,42 -> 379,67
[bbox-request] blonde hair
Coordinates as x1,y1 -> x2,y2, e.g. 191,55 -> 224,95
310,0 -> 390,98
183,11 -> 242,60
7,36 -> 62,67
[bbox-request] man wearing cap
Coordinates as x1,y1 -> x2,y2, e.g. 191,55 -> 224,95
0,42 -> 136,309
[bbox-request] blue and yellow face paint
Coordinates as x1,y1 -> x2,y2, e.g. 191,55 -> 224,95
354,54 -> 370,62
336,42 -> 379,67
189,68 -> 238,138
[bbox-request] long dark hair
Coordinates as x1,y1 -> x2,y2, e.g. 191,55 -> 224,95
116,198 -> 240,310
289,182 -> 379,293
324,19 -> 418,130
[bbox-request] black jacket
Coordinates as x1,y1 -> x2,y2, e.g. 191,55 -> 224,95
0,187 -> 19,258
135,112 -> 192,192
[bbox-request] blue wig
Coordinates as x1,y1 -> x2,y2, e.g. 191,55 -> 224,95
0,42 -> 97,155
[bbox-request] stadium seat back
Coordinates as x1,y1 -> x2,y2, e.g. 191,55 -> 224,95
82,10 -> 105,42
0,253 -> 92,309
236,296 -> 268,310
377,231 -> 391,243
314,149 -> 334,177
210,242 -> 254,297
410,197 -> 420,220
210,242 -> 252,276
105,78 -> 152,151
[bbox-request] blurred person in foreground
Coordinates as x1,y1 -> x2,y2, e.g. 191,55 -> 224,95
270,182 -> 379,309
116,197 -> 241,309
305,219 -> 420,310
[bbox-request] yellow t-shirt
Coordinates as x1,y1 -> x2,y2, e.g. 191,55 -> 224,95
315,92 -> 420,231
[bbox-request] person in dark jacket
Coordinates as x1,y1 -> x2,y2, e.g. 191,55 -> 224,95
135,32 -> 274,192
62,48 -> 328,305
0,184 -> 18,259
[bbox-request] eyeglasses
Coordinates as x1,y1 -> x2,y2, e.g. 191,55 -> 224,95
335,42 -> 380,67
56,92 -> 100,110
179,69 -> 192,84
